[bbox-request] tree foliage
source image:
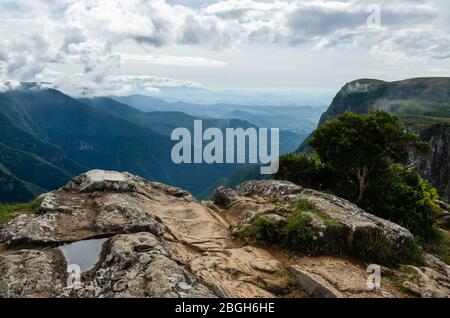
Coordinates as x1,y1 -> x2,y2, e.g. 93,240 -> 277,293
364,164 -> 440,239
310,111 -> 430,202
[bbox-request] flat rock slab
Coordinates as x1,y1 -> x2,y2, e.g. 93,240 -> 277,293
0,249 -> 67,298
288,257 -> 395,298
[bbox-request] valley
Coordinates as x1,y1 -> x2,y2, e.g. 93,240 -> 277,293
0,84 -> 319,203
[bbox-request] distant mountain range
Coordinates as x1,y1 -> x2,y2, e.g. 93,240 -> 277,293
298,77 -> 450,201
112,95 -> 325,135
0,86 -> 320,203
80,97 -> 307,155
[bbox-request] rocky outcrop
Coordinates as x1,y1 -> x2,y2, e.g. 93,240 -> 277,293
0,170 -> 449,298
215,180 -> 415,264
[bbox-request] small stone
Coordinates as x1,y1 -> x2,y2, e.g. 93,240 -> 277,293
177,282 -> 192,290
250,259 -> 282,273
402,281 -> 421,296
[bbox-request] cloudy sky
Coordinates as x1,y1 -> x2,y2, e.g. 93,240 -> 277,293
0,0 -> 449,105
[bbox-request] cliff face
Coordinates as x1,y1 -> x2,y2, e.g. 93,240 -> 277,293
0,171 -> 449,298
301,77 -> 450,201
419,125 -> 450,200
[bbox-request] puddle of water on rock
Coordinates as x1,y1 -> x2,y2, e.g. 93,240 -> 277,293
59,238 -> 107,272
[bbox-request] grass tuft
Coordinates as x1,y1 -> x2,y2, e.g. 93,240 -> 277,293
0,197 -> 43,224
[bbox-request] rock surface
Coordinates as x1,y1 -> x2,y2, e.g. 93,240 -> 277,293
215,180 -> 415,263
0,249 -> 67,298
383,254 -> 450,298
0,170 -> 286,298
287,257 -> 394,298
0,170 -> 449,298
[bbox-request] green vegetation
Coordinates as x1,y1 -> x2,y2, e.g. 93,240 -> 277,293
276,153 -> 352,195
421,122 -> 450,138
298,77 -> 450,200
278,111 -> 441,240
310,111 -> 430,203
296,199 -> 340,228
295,198 -> 316,211
0,110 -> 86,176
238,214 -> 280,246
282,211 -> 325,254
0,197 -> 43,224
316,78 -> 450,129
388,100 -> 450,118
383,266 -> 421,298
353,229 -> 423,266
239,199 -> 345,257
2,88 -> 306,202
400,115 -> 450,132
275,153 -> 330,191
0,163 -> 45,203
0,142 -> 73,191
422,229 -> 450,265
364,165 -> 440,239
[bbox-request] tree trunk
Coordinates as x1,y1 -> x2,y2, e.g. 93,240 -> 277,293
356,166 -> 368,203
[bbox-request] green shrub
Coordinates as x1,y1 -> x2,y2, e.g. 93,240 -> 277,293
363,165 -> 440,239
353,228 -> 423,266
277,113 -> 440,240
276,153 -> 338,192
296,198 -> 316,212
282,211 -> 325,254
279,156 -> 440,239
310,111 -> 430,203
238,215 -> 281,246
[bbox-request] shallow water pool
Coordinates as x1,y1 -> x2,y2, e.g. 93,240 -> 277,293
59,238 -> 107,272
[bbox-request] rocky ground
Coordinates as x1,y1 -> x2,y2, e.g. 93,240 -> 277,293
0,170 -> 448,298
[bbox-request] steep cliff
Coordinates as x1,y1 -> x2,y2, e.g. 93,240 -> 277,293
418,124 -> 450,200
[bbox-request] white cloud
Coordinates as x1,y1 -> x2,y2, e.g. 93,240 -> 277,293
121,53 -> 227,67
33,69 -> 203,97
0,0 -> 448,97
